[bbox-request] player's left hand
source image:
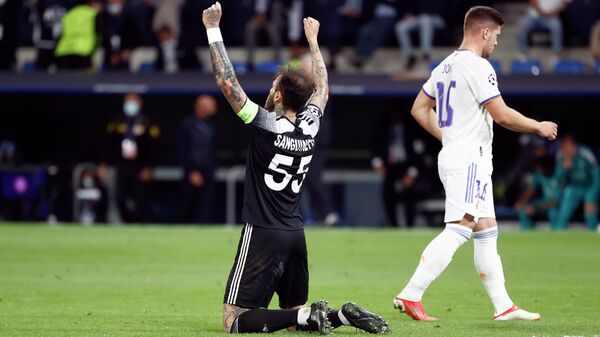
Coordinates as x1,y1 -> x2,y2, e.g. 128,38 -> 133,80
202,2 -> 222,29
537,121 -> 558,141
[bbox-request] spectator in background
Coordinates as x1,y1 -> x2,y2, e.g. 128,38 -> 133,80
553,135 -> 599,230
54,0 -> 102,71
514,155 -> 560,230
28,0 -> 74,71
128,0 -> 155,46
394,0 -> 447,71
152,0 -> 182,73
351,0 -> 399,69
99,93 -> 160,223
310,0 -> 363,70
177,0 -> 210,70
155,24 -> 178,72
102,0 -> 140,71
152,0 -> 181,37
178,95 -> 218,224
499,134 -> 549,205
590,19 -> 600,62
76,168 -> 107,225
0,0 -> 20,70
0,139 -> 17,164
516,0 -> 571,64
372,112 -> 422,227
245,0 -> 303,70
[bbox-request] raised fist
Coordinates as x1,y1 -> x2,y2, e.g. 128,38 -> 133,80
203,2 -> 222,29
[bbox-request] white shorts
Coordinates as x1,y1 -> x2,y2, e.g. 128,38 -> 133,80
439,161 -> 495,223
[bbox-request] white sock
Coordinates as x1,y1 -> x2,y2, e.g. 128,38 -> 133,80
338,310 -> 351,326
297,307 -> 311,325
399,223 -> 472,301
473,226 -> 513,316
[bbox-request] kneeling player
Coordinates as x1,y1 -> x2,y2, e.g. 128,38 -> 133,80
202,2 -> 390,334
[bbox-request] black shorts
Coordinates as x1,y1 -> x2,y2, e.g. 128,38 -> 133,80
223,224 -> 309,309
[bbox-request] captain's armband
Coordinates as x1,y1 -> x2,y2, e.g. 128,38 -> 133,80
237,99 -> 259,124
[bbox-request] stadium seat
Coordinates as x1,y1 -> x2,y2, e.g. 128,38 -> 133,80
15,47 -> 37,72
511,59 -> 542,75
255,60 -> 284,73
489,59 -> 502,74
595,60 -> 600,74
130,47 -> 157,72
231,61 -> 249,74
138,62 -> 156,73
21,61 -> 36,72
553,59 -> 584,74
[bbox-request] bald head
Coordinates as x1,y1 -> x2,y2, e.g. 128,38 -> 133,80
195,95 -> 217,120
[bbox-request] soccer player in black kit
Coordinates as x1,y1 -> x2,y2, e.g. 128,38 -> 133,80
202,2 -> 390,335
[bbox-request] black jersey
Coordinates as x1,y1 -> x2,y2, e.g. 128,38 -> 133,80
241,103 -> 322,230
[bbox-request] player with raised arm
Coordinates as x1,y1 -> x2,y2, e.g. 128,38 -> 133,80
392,6 -> 558,321
202,2 -> 390,334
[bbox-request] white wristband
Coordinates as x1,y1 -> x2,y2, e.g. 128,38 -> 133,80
206,27 -> 223,44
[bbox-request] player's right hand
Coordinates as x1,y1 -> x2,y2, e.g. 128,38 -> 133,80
537,121 -> 558,140
202,2 -> 222,29
303,17 -> 320,41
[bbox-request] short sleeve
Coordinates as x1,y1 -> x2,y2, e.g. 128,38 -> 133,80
296,104 -> 321,138
250,106 -> 277,132
469,60 -> 501,106
422,76 -> 436,100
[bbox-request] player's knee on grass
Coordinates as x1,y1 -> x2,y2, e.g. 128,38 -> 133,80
223,304 -> 249,333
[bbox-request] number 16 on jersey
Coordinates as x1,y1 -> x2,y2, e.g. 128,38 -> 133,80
436,80 -> 456,128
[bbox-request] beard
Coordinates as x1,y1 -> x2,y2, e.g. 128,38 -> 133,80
264,93 -> 275,111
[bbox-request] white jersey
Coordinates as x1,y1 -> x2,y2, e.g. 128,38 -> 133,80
422,49 -> 500,174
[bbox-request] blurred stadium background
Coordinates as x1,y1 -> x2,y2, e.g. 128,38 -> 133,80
0,0 -> 598,228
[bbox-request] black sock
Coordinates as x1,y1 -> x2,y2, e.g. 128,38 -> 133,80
297,310 -> 344,331
329,310 -> 344,329
234,308 -> 298,333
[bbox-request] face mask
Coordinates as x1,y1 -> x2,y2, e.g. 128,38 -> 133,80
123,101 -> 139,117
107,3 -> 123,15
82,178 -> 95,189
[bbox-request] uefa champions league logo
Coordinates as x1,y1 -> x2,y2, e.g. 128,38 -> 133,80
488,73 -> 497,86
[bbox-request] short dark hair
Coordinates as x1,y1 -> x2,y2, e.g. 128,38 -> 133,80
275,68 -> 315,113
464,6 -> 504,33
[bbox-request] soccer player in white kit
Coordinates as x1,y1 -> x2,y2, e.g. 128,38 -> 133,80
393,6 -> 558,321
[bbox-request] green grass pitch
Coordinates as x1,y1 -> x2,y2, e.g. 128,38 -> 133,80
1,224 -> 599,337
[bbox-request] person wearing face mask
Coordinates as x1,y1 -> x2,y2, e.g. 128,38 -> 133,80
99,93 -> 160,223
178,95 -> 218,223
76,169 -> 108,224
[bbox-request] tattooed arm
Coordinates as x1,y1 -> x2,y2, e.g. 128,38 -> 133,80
203,2 -> 248,113
303,17 -> 329,113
